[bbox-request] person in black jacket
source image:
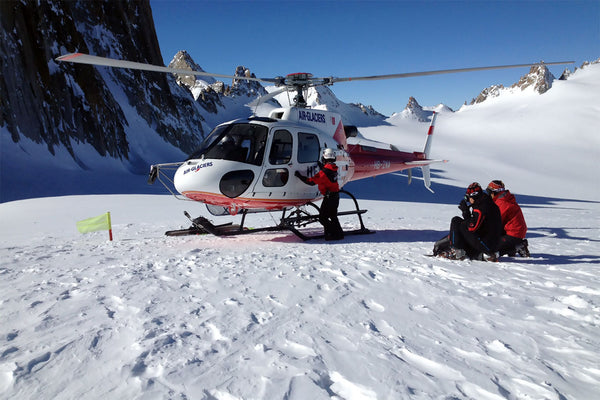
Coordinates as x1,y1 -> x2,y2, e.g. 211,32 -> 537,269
434,182 -> 503,261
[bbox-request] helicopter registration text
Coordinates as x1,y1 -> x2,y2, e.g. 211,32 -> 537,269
374,160 -> 391,170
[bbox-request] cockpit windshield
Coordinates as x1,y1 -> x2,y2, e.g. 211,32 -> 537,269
187,123 -> 268,166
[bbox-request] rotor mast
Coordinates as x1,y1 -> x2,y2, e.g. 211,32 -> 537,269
273,72 -> 334,108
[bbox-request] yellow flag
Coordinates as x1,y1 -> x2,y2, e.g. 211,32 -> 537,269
77,212 -> 112,234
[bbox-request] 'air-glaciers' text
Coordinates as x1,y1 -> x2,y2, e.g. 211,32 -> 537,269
298,110 -> 326,124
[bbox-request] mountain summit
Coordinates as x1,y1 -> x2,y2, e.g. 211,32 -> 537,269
510,64 -> 555,93
470,63 -> 556,104
388,96 -> 434,122
168,50 -> 216,94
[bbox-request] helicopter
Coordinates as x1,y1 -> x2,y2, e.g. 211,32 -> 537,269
56,53 -> 572,239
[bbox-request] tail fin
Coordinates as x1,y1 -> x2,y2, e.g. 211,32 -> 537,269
423,111 -> 437,158
422,112 -> 437,193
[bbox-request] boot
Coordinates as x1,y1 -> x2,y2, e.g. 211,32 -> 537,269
515,239 -> 530,257
439,247 -> 467,260
483,252 -> 499,262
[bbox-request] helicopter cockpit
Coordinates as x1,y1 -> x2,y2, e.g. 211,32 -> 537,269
187,123 -> 268,166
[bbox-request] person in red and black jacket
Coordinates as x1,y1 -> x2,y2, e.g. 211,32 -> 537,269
295,148 -> 344,241
435,182 -> 503,260
486,180 -> 529,257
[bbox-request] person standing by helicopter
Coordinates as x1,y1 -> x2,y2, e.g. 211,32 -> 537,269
295,148 -> 344,241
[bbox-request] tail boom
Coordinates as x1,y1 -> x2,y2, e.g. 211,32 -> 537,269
345,111 -> 442,191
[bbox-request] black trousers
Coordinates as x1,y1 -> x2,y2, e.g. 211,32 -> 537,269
449,216 -> 494,257
320,192 -> 344,239
497,235 -> 524,256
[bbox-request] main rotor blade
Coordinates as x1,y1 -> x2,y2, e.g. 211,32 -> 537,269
55,53 -> 277,83
330,61 -> 574,83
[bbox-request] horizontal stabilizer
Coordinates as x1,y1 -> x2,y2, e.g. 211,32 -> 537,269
405,159 -> 446,166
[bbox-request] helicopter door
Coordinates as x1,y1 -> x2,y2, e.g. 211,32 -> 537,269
261,129 -> 293,189
252,129 -> 322,204
295,131 -> 321,198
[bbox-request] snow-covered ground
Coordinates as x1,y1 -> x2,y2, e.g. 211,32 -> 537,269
1,65 -> 599,399
1,195 -> 599,400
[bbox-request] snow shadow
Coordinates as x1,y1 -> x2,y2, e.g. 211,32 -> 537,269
342,229 -> 447,244
508,253 -> 600,266
345,171 -> 598,207
526,227 -> 600,242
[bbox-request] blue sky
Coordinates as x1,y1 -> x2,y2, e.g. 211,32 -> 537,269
150,0 -> 599,115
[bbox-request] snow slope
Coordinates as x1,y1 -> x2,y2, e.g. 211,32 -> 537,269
360,63 -> 600,203
0,63 -> 599,400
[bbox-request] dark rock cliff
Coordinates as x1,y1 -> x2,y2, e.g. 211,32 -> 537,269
0,0 -> 204,163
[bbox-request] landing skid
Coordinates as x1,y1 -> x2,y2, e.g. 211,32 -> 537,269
167,190 -> 374,241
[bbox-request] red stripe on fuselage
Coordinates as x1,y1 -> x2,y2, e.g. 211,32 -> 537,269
182,191 -> 313,211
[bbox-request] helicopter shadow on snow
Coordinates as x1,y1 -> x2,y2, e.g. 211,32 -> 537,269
344,169 -> 600,207
344,229 -> 447,244
503,253 -> 600,266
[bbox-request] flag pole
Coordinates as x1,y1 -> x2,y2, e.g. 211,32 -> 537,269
107,211 -> 113,241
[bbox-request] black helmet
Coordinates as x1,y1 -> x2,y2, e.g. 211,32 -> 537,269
466,182 -> 483,199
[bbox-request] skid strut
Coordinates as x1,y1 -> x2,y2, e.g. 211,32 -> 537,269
169,190 -> 373,241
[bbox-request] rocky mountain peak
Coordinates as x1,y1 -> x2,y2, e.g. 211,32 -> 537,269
511,64 -> 555,93
168,50 -> 216,88
470,84 -> 505,104
403,97 -> 431,122
406,96 -> 421,111
470,63 -> 557,105
560,58 -> 600,80
354,103 -> 386,118
231,66 -> 267,98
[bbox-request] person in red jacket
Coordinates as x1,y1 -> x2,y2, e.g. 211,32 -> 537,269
486,180 -> 530,257
295,148 -> 344,240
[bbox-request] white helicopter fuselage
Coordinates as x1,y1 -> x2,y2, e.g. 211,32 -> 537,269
172,107 -> 353,214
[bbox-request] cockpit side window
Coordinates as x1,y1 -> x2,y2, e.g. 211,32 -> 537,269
188,123 -> 268,166
298,132 -> 320,163
187,125 -> 227,160
268,130 -> 293,165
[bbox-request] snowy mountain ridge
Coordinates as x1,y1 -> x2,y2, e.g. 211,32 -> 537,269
467,60 -> 600,106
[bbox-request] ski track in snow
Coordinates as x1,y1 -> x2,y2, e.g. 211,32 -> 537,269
1,197 -> 599,399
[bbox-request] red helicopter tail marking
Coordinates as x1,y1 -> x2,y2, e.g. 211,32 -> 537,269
333,119 -> 347,149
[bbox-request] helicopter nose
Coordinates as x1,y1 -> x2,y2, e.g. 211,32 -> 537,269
219,169 -> 255,198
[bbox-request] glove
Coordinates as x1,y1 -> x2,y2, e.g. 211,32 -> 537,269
295,170 -> 309,184
458,198 -> 471,219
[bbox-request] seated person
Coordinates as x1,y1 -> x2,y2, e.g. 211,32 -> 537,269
486,180 -> 529,257
434,182 -> 503,261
